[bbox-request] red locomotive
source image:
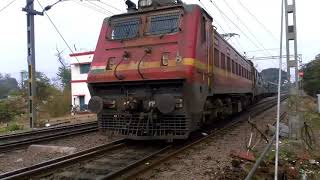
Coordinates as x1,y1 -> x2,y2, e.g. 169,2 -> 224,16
87,0 -> 273,140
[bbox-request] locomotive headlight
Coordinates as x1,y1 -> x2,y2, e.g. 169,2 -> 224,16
138,0 -> 153,7
161,53 -> 169,66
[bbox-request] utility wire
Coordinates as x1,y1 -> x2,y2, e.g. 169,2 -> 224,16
0,0 -> 17,14
37,0 -> 81,64
238,0 -> 279,41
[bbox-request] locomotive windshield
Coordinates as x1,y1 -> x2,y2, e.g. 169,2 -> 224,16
110,17 -> 140,40
146,12 -> 180,35
108,10 -> 181,40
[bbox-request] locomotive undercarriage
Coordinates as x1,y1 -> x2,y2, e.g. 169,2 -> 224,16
202,94 -> 253,124
88,80 -> 194,140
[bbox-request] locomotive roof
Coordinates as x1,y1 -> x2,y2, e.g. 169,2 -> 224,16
106,4 -> 212,22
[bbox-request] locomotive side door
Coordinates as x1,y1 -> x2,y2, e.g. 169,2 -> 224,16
205,16 -> 213,90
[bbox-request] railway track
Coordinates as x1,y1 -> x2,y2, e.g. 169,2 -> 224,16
0,96 -> 287,179
0,121 -> 98,152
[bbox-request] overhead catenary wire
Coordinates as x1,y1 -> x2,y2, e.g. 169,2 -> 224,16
219,0 -> 273,57
86,0 -> 115,15
210,1 -> 245,55
98,0 -> 124,13
204,0 -> 270,57
238,0 -> 279,42
198,0 -> 245,54
72,0 -> 110,15
0,0 -> 17,14
37,0 -> 81,64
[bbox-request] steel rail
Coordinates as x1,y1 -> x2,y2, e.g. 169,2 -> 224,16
110,96 -> 288,179
0,127 -> 98,152
0,121 -> 97,140
0,139 -> 127,180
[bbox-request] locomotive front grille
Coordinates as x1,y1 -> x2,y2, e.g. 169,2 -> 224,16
99,112 -> 189,139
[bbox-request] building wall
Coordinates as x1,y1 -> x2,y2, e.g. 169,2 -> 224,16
70,51 -> 94,111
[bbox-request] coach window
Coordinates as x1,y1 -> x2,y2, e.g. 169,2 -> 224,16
201,17 -> 206,43
227,57 -> 231,72
245,69 -> 248,79
232,60 -> 235,74
221,53 -> 226,69
235,63 -> 238,75
214,48 -> 220,67
246,69 -> 249,78
242,67 -> 245,77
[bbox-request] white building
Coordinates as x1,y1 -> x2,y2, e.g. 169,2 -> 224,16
70,51 -> 94,111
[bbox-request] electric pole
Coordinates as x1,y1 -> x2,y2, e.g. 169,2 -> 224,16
22,0 -> 44,128
284,0 -> 300,138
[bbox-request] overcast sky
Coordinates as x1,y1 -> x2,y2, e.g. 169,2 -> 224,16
0,0 -> 319,81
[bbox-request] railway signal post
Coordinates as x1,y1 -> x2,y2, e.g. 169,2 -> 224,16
22,0 -> 44,128
284,0 -> 301,139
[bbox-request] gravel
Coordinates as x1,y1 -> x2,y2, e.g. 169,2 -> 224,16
0,131 -> 119,174
137,100 -> 288,180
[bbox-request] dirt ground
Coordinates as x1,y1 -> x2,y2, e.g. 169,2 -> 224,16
137,101 -> 288,180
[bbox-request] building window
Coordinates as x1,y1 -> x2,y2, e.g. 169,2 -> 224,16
214,48 -> 220,67
80,64 -> 91,74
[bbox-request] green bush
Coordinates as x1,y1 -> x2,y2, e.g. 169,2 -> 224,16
6,123 -> 23,132
0,100 -> 24,123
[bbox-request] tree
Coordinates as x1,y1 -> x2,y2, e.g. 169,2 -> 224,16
260,68 -> 288,84
302,58 -> 320,96
0,74 -> 18,99
55,48 -> 71,89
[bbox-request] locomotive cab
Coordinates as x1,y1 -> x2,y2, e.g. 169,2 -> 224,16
87,1 -> 214,140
